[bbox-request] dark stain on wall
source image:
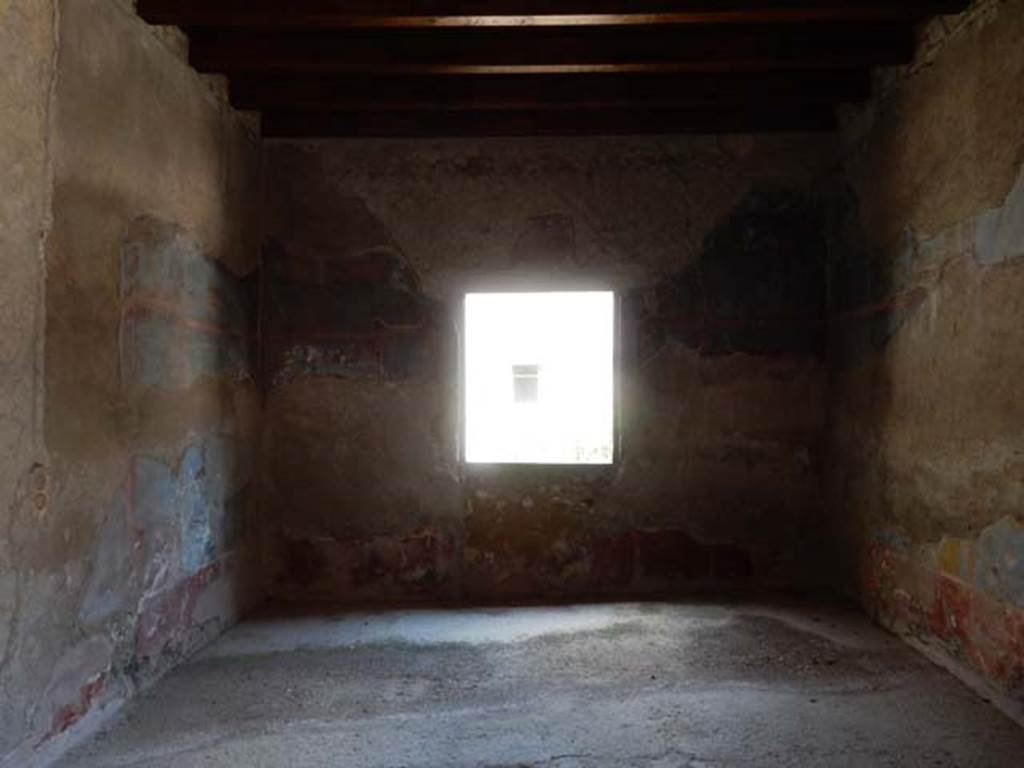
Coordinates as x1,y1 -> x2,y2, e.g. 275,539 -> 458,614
641,187 -> 827,360
263,240 -> 445,387
824,188 -> 930,362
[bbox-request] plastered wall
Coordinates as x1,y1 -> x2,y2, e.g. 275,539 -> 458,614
260,136 -> 837,603
826,0 -> 1024,717
3,0 -> 1022,760
0,1 -> 264,764
1,0 -> 59,760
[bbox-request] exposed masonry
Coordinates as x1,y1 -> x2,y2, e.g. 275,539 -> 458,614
839,0 -> 1005,159
877,0 -> 1003,94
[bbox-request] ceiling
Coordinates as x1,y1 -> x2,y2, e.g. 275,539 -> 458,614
137,1 -> 967,138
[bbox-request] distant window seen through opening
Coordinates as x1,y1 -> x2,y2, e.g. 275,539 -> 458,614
512,364 -> 540,403
464,291 -> 614,465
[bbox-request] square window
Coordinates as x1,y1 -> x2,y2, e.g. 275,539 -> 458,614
463,291 -> 615,465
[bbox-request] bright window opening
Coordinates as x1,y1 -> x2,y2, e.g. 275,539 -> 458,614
464,291 -> 615,465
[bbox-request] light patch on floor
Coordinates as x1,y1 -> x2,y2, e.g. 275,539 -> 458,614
200,604 -> 678,657
59,600 -> 1024,768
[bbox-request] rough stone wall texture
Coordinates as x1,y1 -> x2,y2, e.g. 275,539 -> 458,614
827,0 -> 1024,714
0,1 -> 263,765
261,135 -> 836,604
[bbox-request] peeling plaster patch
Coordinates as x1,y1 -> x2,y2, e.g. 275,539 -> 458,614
276,343 -> 380,383
48,675 -> 106,741
134,562 -> 223,669
865,537 -> 1024,702
40,637 -> 112,739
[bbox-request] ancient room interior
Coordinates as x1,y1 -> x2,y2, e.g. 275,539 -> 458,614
2,1 -> 1023,766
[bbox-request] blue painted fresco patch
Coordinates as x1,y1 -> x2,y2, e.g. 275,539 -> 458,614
133,456 -> 177,529
974,517 -> 1024,609
873,528 -> 912,554
974,162 -> 1024,266
178,444 -> 215,574
128,436 -> 249,579
124,311 -> 249,391
79,490 -> 136,627
120,217 -> 253,392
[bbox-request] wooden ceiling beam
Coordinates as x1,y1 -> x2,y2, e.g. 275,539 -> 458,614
139,1 -> 968,29
190,25 -> 914,75
136,2 -> 965,137
261,105 -> 838,138
231,71 -> 872,111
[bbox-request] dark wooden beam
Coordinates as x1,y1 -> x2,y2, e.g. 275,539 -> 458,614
139,0 -> 968,29
190,25 -> 914,75
261,105 -> 837,137
231,71 -> 872,111
138,2 -> 967,139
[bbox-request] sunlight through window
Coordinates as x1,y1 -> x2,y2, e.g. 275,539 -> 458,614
464,291 -> 615,465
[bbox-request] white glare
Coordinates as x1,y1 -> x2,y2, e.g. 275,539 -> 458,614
464,291 -> 614,464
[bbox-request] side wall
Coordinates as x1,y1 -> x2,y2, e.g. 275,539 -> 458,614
0,0 -> 57,759
827,0 -> 1024,715
261,135 -> 835,603
1,1 -> 264,764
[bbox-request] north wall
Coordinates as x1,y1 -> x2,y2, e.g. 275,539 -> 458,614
260,135 -> 836,603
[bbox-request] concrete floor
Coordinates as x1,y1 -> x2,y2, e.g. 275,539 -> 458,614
59,600 -> 1024,768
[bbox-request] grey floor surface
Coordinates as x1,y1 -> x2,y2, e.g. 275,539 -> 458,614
58,599 -> 1024,767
